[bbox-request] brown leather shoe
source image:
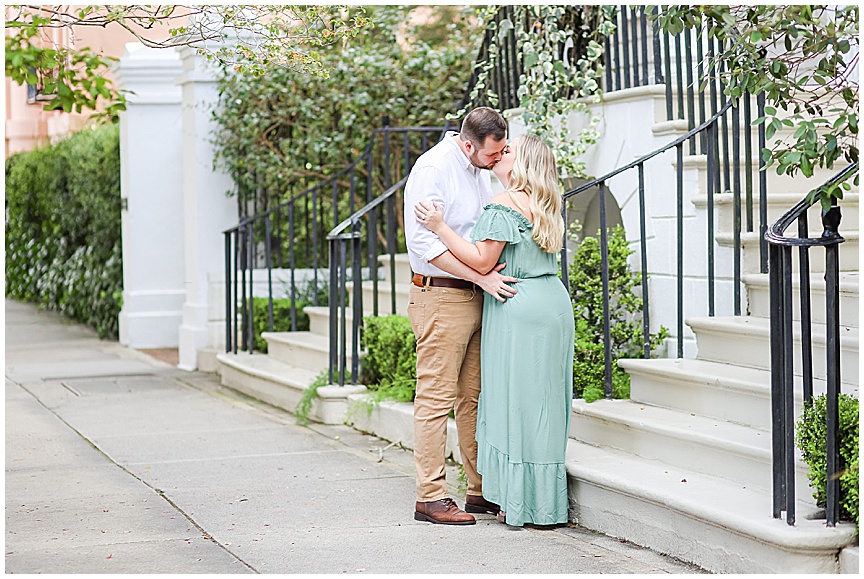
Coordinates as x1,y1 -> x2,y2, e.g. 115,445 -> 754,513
464,494 -> 500,515
414,498 -> 476,525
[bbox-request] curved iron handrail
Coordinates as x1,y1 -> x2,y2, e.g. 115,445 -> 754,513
563,97 -> 734,200
764,161 -> 857,528
765,162 -> 857,246
327,176 -> 409,240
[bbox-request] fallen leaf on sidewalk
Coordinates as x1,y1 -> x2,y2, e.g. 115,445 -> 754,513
106,554 -> 113,559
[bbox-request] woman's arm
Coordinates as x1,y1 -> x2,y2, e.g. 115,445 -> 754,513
415,201 -> 505,275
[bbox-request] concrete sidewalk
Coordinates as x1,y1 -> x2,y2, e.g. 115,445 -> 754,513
5,299 -> 706,574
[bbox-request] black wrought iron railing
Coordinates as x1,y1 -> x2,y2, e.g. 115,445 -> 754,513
560,93 -> 759,394
326,126 -> 451,385
222,120 -> 447,356
765,162 -> 858,527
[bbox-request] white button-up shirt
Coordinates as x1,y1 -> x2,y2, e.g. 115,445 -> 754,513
404,132 -> 494,278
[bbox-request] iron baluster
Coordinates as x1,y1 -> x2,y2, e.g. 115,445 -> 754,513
744,93 -> 754,232
684,28 -> 696,154
732,101 -> 742,316
674,33 -> 684,120
312,186 -> 319,305
629,5 -> 639,88
676,143 -> 684,358
768,243 -> 785,519
351,221 -> 363,384
265,216 -> 274,333
598,181 -> 613,398
328,239 -> 338,384
781,245 -> 796,525
247,223 -> 255,353
224,231 -> 232,353
758,93 -> 769,273
706,121 -> 716,316
798,214 -> 814,406
663,29 -> 673,119
640,6 -> 649,86
652,6 -> 664,84
638,162 -> 650,358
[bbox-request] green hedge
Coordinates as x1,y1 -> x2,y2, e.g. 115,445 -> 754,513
5,124 -> 122,338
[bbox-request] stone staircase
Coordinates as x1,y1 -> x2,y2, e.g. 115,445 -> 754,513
564,144 -> 859,571
214,254 -> 412,424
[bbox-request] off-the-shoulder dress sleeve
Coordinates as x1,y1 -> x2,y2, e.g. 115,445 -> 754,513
471,203 -> 532,244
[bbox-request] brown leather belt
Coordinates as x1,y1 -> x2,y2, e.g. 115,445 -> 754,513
412,273 -> 476,291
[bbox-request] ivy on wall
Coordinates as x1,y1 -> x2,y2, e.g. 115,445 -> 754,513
457,5 -> 617,180
5,124 -> 123,338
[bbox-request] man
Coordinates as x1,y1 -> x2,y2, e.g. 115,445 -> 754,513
404,107 -> 517,525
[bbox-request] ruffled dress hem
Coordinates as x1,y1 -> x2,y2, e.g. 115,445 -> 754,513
476,440 -> 569,527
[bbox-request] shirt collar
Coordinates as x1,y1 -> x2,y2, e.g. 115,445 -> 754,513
446,132 -> 479,175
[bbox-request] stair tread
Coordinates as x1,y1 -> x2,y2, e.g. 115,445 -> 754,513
620,357 -> 859,398
687,315 -> 860,342
262,330 -> 330,350
742,271 -> 859,290
620,357 -> 773,392
572,398 -> 772,452
717,230 -> 860,241
217,351 -> 319,387
566,441 -> 857,546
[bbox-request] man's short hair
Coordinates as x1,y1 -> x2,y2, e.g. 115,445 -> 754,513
460,107 -> 507,148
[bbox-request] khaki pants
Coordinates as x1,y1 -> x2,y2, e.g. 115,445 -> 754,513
407,283 -> 483,502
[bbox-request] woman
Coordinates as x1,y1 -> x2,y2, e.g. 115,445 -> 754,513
414,134 -> 574,527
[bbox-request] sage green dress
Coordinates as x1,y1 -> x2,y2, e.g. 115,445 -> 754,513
472,203 -> 575,527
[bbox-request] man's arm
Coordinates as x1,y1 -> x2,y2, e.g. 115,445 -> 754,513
430,251 -> 517,303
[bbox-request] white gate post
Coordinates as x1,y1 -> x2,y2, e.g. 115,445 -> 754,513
176,46 -> 238,370
115,43 -> 185,348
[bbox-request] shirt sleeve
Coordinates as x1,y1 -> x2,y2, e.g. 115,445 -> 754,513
404,165 -> 449,264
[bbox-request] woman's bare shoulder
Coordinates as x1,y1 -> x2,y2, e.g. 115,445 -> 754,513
490,192 -> 516,207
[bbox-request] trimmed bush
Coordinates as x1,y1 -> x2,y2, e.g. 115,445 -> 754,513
796,393 -> 859,531
5,124 -> 122,338
359,314 -> 417,403
568,225 -> 668,402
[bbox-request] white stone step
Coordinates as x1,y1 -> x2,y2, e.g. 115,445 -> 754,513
216,352 -> 365,424
715,230 -> 859,274
744,272 -> 859,328
682,154 -> 851,198
565,440 -> 857,573
619,357 -> 859,431
693,192 -> 859,235
569,398 -> 811,499
376,252 -> 413,285
688,316 -> 859,386
346,280 -> 411,318
306,305 -> 350,337
262,331 -> 355,375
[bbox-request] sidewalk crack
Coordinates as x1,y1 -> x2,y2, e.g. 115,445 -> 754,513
18,383 -> 260,574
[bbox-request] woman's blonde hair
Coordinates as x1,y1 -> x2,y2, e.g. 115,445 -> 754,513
505,134 -> 564,253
